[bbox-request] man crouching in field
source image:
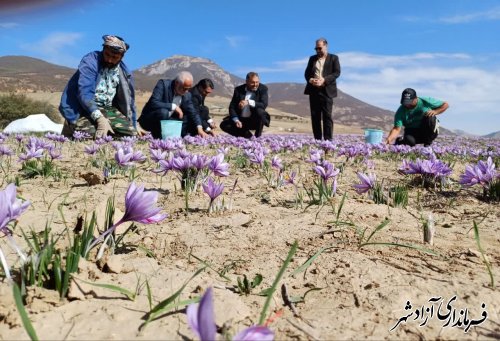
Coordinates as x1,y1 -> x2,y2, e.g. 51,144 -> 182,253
59,35 -> 146,139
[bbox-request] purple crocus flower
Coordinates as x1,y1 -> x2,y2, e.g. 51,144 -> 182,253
190,154 -> 209,171
88,182 -> 168,251
48,147 -> 63,160
0,183 -> 30,234
313,161 -> 339,181
203,177 -> 224,201
459,157 -> 498,188
150,148 -> 168,163
0,183 -> 30,279
271,156 -> 283,170
84,144 -> 100,155
73,131 -> 91,141
115,148 -> 134,167
208,154 -> 229,177
307,149 -> 324,164
284,171 -> 298,186
18,144 -> 44,161
233,326 -> 275,341
130,150 -> 146,163
187,287 -> 217,341
0,144 -> 13,156
352,172 -> 377,194
187,287 -> 274,341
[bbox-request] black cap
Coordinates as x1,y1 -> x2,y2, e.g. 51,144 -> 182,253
401,88 -> 417,105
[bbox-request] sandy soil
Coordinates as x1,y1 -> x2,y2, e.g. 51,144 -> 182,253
0,130 -> 499,340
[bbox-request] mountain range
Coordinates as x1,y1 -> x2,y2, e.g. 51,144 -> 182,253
0,55 -> 497,137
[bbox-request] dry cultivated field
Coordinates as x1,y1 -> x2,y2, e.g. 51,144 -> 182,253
0,117 -> 499,340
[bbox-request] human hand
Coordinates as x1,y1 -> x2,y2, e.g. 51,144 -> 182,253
238,100 -> 248,109
425,110 -> 436,117
95,116 -> 114,138
175,106 -> 184,119
235,120 -> 243,129
136,124 -> 149,137
209,121 -> 216,129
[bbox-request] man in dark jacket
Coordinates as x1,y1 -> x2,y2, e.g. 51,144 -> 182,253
59,35 -> 145,139
304,38 -> 341,140
185,78 -> 217,136
138,71 -> 208,139
220,72 -> 270,138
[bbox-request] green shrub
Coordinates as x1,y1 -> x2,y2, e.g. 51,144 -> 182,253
0,93 -> 61,128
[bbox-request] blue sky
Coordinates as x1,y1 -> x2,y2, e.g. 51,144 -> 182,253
1,0 -> 499,135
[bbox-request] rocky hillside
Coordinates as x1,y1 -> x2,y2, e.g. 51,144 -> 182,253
135,55 -> 243,97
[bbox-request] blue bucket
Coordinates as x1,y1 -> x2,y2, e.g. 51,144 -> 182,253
364,128 -> 383,144
160,120 -> 183,139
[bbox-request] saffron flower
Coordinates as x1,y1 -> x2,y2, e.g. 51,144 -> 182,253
84,144 -> 100,155
18,144 -> 44,161
87,182 -> 167,251
203,177 -> 224,212
114,147 -> 134,167
208,153 -> 229,177
187,287 -> 274,341
271,156 -> 283,170
313,161 -> 339,181
0,144 -> 13,156
353,172 -> 377,194
459,157 -> 498,189
0,183 -> 30,279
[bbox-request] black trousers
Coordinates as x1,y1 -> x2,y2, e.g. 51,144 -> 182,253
396,116 -> 438,147
309,92 -> 334,140
219,108 -> 266,138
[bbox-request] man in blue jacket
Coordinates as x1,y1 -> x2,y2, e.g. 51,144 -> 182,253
59,35 -> 144,138
138,71 -> 209,139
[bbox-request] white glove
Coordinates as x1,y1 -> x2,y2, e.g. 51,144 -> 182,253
95,116 -> 115,138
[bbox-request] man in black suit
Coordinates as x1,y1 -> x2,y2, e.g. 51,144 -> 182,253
220,72 -> 270,138
304,38 -> 341,140
185,78 -> 217,136
138,71 -> 209,139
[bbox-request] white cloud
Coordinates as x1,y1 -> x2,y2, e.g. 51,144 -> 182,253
338,52 -> 471,69
20,32 -> 83,66
439,6 -> 500,24
0,22 -> 19,29
225,35 -> 246,48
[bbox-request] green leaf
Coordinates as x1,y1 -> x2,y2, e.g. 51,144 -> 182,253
359,242 -> 438,256
252,274 -> 263,288
13,283 -> 39,341
258,240 -> 298,325
73,277 -> 136,301
473,221 -> 495,287
362,218 -> 391,244
291,245 -> 335,277
143,267 -> 206,326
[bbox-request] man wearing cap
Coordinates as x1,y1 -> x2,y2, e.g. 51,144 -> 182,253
386,88 -> 449,147
59,35 -> 145,138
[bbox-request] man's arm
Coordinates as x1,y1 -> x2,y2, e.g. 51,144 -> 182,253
386,126 -> 402,144
147,80 -> 175,112
182,94 -> 207,137
253,85 -> 269,110
323,54 -> 341,84
76,52 -> 100,116
425,102 -> 449,117
229,87 -> 241,121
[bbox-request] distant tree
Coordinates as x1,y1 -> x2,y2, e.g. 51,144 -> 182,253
0,93 -> 62,128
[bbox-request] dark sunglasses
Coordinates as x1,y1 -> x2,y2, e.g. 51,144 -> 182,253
314,47 -> 323,51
